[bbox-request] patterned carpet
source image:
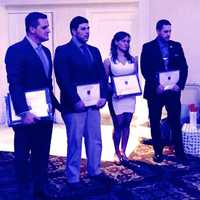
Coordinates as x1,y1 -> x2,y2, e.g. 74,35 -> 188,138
1,143 -> 200,200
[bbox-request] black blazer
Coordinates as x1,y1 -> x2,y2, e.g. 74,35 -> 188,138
140,39 -> 188,100
5,37 -> 60,115
54,39 -> 107,113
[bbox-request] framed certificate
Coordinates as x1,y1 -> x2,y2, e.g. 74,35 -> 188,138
77,83 -> 100,107
113,74 -> 142,96
5,88 -> 53,127
159,70 -> 180,90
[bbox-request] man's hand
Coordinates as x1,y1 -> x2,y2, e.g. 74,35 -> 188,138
74,100 -> 86,112
96,98 -> 106,108
21,112 -> 40,125
156,84 -> 165,94
113,93 -> 124,99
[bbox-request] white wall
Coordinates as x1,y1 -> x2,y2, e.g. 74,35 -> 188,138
149,0 -> 200,84
0,6 -> 9,124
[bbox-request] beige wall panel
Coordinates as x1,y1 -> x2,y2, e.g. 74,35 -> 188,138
87,6 -> 139,60
8,12 -> 53,51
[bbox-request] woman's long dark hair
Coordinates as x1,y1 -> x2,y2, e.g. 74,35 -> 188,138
110,31 -> 134,64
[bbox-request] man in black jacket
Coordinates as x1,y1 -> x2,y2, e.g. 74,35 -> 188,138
54,16 -> 107,188
140,19 -> 188,163
5,12 -> 60,199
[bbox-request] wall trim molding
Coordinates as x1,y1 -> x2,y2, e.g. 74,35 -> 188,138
1,0 -> 139,6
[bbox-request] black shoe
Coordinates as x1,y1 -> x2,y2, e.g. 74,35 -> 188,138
153,154 -> 163,163
142,138 -> 153,145
68,182 -> 82,190
16,192 -> 33,200
90,172 -> 112,184
176,153 -> 188,164
16,183 -> 32,200
33,190 -> 52,200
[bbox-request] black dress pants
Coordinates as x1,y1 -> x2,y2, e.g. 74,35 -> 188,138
13,120 -> 53,192
147,90 -> 184,156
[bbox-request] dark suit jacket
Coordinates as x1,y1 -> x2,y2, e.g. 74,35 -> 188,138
140,39 -> 188,100
54,39 -> 107,113
5,37 -> 60,115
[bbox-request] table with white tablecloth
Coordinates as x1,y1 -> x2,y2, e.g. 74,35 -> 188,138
182,123 -> 200,156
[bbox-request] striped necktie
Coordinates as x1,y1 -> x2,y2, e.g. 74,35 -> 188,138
80,44 -> 93,66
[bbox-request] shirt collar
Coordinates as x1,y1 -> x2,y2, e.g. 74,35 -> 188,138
72,36 -> 86,48
156,36 -> 169,46
26,36 -> 41,50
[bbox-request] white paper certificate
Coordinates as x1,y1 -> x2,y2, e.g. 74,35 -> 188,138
113,74 -> 142,96
77,83 -> 100,106
159,70 -> 180,90
6,88 -> 52,126
25,90 -> 49,117
10,101 -> 21,122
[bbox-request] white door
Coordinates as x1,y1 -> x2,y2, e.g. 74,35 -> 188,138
87,6 -> 139,60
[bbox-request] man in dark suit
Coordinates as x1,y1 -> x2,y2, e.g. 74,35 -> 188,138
54,16 -> 107,188
140,19 -> 188,163
5,12 -> 60,199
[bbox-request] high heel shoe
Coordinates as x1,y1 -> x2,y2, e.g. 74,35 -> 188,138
120,151 -> 129,162
114,153 -> 122,165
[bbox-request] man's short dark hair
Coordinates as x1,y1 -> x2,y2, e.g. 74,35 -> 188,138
156,19 -> 171,31
70,16 -> 88,35
25,12 -> 47,33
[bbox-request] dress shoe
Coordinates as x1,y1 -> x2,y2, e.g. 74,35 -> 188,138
90,172 -> 112,184
16,183 -> 32,200
153,154 -> 164,163
68,181 -> 82,190
33,190 -> 52,200
16,192 -> 33,200
176,153 -> 188,164
120,151 -> 129,162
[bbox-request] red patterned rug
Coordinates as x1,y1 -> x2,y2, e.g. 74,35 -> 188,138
1,143 -> 200,200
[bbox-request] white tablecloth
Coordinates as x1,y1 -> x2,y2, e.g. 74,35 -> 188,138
182,123 -> 200,156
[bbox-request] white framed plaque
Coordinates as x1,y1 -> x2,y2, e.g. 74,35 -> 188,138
5,88 -> 53,126
113,74 -> 142,96
77,83 -> 100,107
159,70 -> 180,90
